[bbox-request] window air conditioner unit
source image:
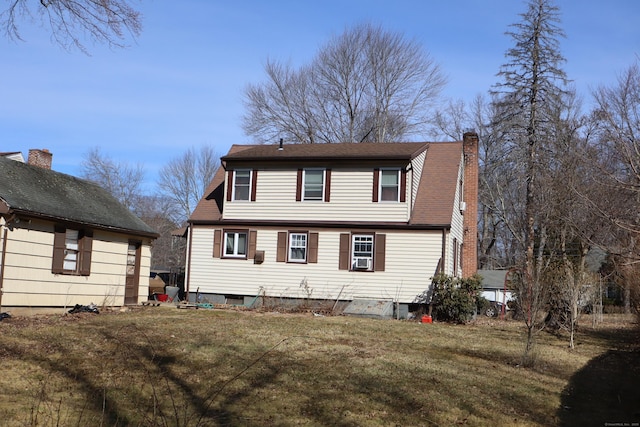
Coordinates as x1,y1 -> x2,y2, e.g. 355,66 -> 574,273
460,201 -> 467,213
354,257 -> 371,270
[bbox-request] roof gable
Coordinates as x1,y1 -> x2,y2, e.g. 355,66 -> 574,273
0,157 -> 157,237
410,142 -> 463,226
190,144 -> 255,222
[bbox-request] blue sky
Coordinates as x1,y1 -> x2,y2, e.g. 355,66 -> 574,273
2,0 -> 638,189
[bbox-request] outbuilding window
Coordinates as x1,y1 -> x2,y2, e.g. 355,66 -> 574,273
52,226 -> 92,275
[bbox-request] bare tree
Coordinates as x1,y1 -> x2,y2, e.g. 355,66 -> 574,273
491,0 -> 569,362
582,61 -> 640,312
589,62 -> 640,239
81,147 -> 145,211
157,146 -> 220,225
540,92 -> 605,347
1,0 -> 142,52
243,23 -> 446,144
135,195 -> 186,270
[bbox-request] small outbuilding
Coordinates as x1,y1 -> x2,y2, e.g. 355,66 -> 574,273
0,151 -> 158,313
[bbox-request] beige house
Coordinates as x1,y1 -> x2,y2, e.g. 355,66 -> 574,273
0,150 -> 158,313
186,133 -> 478,314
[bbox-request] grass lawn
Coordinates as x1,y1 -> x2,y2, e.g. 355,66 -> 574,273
0,307 -> 637,426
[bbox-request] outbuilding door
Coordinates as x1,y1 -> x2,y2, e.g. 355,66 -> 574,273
125,241 -> 141,305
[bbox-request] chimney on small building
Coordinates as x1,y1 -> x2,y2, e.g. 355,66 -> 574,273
462,132 -> 479,278
28,149 -> 53,170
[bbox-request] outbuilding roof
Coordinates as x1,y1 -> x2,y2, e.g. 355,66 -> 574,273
0,157 -> 157,237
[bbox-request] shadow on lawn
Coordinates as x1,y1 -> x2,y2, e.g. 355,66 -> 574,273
559,326 -> 640,427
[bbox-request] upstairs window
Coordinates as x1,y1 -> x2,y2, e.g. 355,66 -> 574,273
297,169 -> 331,202
380,169 -> 400,202
304,169 -> 324,201
233,169 -> 251,201
373,168 -> 406,202
227,169 -> 257,202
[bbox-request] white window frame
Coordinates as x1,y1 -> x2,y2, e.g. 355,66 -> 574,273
379,168 -> 401,202
223,231 -> 248,258
288,232 -> 308,263
64,229 -> 79,272
127,243 -> 137,276
233,169 -> 252,201
303,169 -> 325,201
351,234 -> 374,271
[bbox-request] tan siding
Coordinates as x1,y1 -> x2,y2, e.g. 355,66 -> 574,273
188,226 -> 442,303
223,168 -> 411,222
1,219 -> 152,307
411,150 -> 426,211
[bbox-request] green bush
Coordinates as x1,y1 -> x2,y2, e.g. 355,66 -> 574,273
431,273 -> 483,323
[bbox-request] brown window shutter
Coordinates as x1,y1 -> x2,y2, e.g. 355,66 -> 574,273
277,232 -> 287,262
400,169 -> 407,203
226,170 -> 234,202
372,168 -> 379,202
374,233 -> 386,271
251,170 -> 258,201
213,229 -> 221,258
52,226 -> 65,274
249,230 -> 257,259
339,233 -> 350,270
79,230 -> 93,276
324,169 -> 331,202
296,169 -> 302,201
308,232 -> 319,263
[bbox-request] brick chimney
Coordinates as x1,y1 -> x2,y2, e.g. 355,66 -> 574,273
462,132 -> 479,278
28,149 -> 53,170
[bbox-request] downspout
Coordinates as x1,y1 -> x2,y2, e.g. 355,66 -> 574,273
0,224 -> 8,310
440,228 -> 447,274
184,225 -> 193,302
405,162 -> 413,223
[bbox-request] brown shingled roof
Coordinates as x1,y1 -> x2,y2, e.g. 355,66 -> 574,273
222,142 -> 428,162
0,157 -> 158,237
411,142 -> 463,226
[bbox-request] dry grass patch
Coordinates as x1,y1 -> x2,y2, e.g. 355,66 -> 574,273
0,308 -> 637,426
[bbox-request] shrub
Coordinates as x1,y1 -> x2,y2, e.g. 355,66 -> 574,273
431,273 -> 483,323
